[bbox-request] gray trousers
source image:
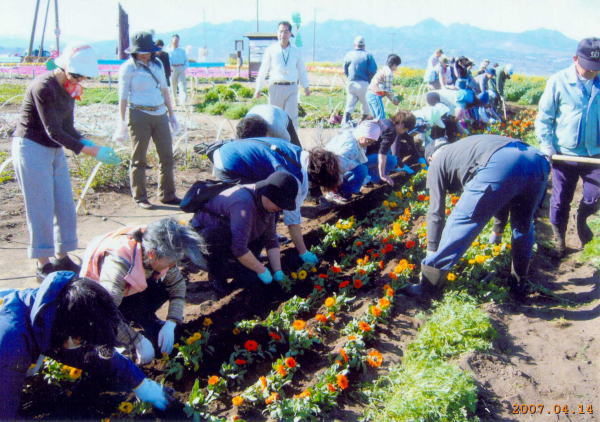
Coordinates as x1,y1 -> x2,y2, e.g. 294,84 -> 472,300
128,109 -> 176,202
170,66 -> 188,105
11,137 -> 77,258
268,83 -> 299,130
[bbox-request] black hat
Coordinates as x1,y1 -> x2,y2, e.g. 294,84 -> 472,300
255,171 -> 298,211
576,37 -> 600,71
125,32 -> 159,54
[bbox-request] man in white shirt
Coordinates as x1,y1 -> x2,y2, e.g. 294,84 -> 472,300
254,21 -> 310,129
168,34 -> 188,106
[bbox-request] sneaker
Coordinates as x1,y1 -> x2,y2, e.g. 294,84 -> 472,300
161,197 -> 182,205
324,191 -> 349,205
136,200 -> 155,210
51,255 -> 81,273
36,263 -> 55,283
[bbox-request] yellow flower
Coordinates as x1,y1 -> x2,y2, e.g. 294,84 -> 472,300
69,367 -> 82,379
392,222 -> 403,237
475,255 -> 486,264
383,200 -> 390,207
468,259 -> 476,265
389,201 -> 397,208
203,317 -> 213,327
310,267 -> 317,273
447,273 -> 457,282
232,396 -> 244,406
291,272 -> 298,279
0,298 -> 3,306
292,319 -> 307,330
472,241 -> 480,247
118,401 -> 134,414
298,270 -> 308,280
324,297 -> 336,307
232,328 -> 241,335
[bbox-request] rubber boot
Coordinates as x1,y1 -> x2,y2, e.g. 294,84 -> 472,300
509,258 -> 531,298
402,264 -> 448,301
576,202 -> 597,248
551,223 -> 567,257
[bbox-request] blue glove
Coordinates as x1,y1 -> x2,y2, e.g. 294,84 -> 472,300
135,335 -> 155,364
157,320 -> 176,354
299,251 -> 319,265
401,164 -> 416,175
133,378 -> 168,410
96,146 -> 121,165
418,157 -> 428,168
273,270 -> 285,282
257,268 -> 273,284
80,139 -> 96,147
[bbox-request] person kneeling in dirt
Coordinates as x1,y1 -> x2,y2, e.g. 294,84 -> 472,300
240,104 -> 302,147
191,171 -> 297,295
210,138 -> 341,266
80,218 -> 203,365
0,272 -> 169,418
403,134 -> 550,299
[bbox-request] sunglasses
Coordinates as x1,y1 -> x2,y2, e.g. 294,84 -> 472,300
68,72 -> 88,80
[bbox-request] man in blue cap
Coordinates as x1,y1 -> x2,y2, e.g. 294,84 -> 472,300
536,37 -> 600,255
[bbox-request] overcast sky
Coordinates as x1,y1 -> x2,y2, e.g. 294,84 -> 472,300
1,0 -> 598,45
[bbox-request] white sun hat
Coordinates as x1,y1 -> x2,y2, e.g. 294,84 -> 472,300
54,44 -> 99,78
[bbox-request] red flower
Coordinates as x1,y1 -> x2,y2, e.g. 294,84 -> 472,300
384,243 -> 394,253
378,260 -> 385,269
382,237 -> 389,243
339,280 -> 350,288
235,359 -> 247,365
314,285 -> 323,291
354,279 -> 363,289
418,194 -> 426,201
315,314 -> 328,323
331,265 -> 342,273
318,273 -> 328,279
285,357 -> 297,368
244,340 -> 258,351
405,240 -> 416,249
366,248 -> 375,254
269,332 -> 282,341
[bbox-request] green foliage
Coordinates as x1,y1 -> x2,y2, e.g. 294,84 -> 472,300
406,291 -> 496,362
70,151 -> 130,191
517,86 -> 544,105
363,361 -> 478,422
0,83 -> 25,104
78,87 -> 119,105
224,104 -> 250,120
0,151 -> 14,184
206,102 -> 230,115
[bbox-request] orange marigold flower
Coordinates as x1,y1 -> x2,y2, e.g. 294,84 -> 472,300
208,375 -> 220,385
405,240 -> 416,249
292,319 -> 306,330
231,396 -> 244,406
355,240 -> 363,247
294,389 -> 311,399
366,350 -> 384,368
244,340 -> 258,351
260,376 -> 268,389
265,391 -> 280,404
327,383 -> 337,392
358,269 -> 366,275
275,364 -> 287,377
336,374 -> 349,390
69,367 -> 82,379
370,305 -> 382,317
268,331 -> 282,341
348,334 -> 357,341
358,321 -> 372,332
388,272 -> 398,280
235,359 -> 247,365
378,260 -> 385,269
315,313 -> 328,323
383,283 -> 391,290
353,279 -> 363,289
340,348 -> 349,362
324,297 -> 336,307
285,357 -> 297,368
339,280 -> 350,288
331,265 -> 342,273
328,312 -> 336,321
379,297 -> 391,308
386,287 -> 395,297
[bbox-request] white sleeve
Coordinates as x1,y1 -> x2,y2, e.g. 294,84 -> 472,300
282,176 -> 305,226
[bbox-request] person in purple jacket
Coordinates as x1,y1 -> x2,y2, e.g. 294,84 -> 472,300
0,271 -> 168,418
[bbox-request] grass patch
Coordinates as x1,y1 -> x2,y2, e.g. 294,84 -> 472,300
0,83 -> 26,105
78,87 -> 119,106
70,150 -> 130,191
0,151 -> 15,184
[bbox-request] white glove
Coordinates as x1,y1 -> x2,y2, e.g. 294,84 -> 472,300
539,143 -> 557,159
135,335 -> 155,364
157,320 -> 176,354
112,120 -> 128,144
169,115 -> 181,135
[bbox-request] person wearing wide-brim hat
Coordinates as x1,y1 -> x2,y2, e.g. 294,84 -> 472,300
12,44 -> 121,281
113,31 -> 181,209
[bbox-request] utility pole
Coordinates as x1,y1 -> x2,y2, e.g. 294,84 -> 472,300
28,0 -> 42,57
312,8 -> 316,62
256,0 -> 259,32
38,0 -> 51,57
54,0 -> 60,54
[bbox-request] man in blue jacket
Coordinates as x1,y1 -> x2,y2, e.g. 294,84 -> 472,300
535,37 -> 600,255
342,36 -> 377,124
0,271 -> 168,418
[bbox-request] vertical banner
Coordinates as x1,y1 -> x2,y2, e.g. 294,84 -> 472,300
117,3 -> 129,60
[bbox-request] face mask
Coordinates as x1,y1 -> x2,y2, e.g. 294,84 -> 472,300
63,80 -> 83,101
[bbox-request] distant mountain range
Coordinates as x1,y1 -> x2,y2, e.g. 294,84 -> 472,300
0,18 -> 578,75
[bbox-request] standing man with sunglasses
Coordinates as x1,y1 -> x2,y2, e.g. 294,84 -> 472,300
254,21 -> 310,130
535,37 -> 600,255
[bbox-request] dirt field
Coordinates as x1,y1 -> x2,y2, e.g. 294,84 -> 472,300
0,104 -> 598,420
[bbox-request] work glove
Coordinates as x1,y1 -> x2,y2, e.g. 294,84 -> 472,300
400,164 -> 415,175
273,270 -> 285,282
417,157 -> 428,168
135,335 -> 155,365
157,320 -> 176,354
299,251 -> 319,265
96,146 -> 121,165
426,249 -> 436,258
112,120 -> 128,144
257,268 -> 273,284
133,378 -> 168,410
79,139 -> 96,148
169,114 -> 181,135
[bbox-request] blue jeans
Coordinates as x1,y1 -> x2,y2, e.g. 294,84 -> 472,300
366,91 -> 386,119
367,153 -> 398,183
11,137 -> 78,258
423,142 -> 549,271
338,164 -> 368,197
